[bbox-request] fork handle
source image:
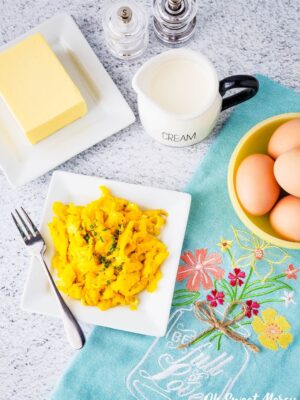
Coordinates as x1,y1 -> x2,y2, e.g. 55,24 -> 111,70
37,254 -> 85,349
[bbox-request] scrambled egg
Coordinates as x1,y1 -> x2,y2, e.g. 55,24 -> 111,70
48,186 -> 168,310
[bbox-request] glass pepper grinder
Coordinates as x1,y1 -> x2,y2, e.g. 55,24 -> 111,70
102,0 -> 148,60
153,0 -> 198,45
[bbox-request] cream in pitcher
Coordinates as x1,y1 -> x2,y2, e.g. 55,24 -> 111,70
150,58 -> 211,115
132,49 -> 259,147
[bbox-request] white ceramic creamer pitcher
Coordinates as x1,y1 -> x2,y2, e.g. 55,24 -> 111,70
132,49 -> 258,147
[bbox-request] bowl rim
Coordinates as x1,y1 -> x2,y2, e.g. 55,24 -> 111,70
228,112 -> 300,250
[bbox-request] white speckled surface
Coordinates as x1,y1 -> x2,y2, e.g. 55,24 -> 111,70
0,0 -> 299,398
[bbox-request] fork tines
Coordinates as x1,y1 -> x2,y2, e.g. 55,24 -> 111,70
11,207 -> 40,243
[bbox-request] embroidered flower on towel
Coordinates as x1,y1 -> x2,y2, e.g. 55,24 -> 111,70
280,291 -> 295,307
228,268 -> 246,287
206,290 -> 225,307
176,249 -> 224,291
232,227 -> 289,280
232,227 -> 289,269
252,308 -> 293,351
217,238 -> 233,252
245,300 -> 260,318
284,264 -> 299,280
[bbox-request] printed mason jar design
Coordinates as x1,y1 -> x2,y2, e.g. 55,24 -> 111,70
126,305 -> 251,399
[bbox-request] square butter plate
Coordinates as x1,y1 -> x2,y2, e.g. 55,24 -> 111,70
22,171 -> 191,336
0,14 -> 135,187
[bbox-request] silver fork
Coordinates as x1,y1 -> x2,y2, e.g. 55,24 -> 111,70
12,207 -> 85,349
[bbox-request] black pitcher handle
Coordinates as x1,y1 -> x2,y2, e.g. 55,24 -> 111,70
219,75 -> 259,111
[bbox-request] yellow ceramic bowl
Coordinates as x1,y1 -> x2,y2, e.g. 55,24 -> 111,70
228,112 -> 300,250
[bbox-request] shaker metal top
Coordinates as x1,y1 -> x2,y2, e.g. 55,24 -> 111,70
117,6 -> 133,23
153,0 -> 198,45
167,0 -> 185,13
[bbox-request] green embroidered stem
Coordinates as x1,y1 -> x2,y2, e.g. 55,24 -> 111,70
209,332 -> 224,350
241,286 -> 289,298
259,298 -> 284,305
271,273 -> 286,280
228,279 -> 241,314
173,294 -> 197,299
245,273 -> 287,290
188,329 -> 215,346
230,310 -> 244,321
173,289 -> 191,294
233,284 -> 238,300
271,280 -> 293,291
219,279 -> 235,301
241,283 -> 293,299
239,321 -> 252,326
230,320 -> 252,330
220,286 -> 233,302
172,290 -> 200,307
217,334 -> 222,350
237,267 -> 253,301
209,332 -> 223,342
172,299 -> 197,306
242,283 -> 279,296
227,248 -> 235,267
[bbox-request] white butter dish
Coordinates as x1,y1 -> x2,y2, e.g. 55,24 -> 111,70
0,14 -> 135,187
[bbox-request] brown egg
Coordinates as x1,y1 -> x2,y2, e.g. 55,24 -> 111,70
268,118 -> 300,159
236,154 -> 280,216
270,195 -> 300,242
274,147 -> 300,197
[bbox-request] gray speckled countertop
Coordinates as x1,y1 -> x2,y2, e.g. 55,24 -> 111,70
0,0 -> 299,398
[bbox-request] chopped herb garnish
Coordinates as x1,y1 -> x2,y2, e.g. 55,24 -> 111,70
99,255 -> 106,263
106,280 -> 111,285
99,236 -> 104,243
109,240 -> 117,254
114,265 -> 123,272
108,231 -> 120,254
98,255 -> 111,268
83,234 -> 89,243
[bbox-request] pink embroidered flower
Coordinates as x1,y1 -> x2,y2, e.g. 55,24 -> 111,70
228,268 -> 246,287
206,290 -> 225,307
245,300 -> 260,318
254,248 -> 264,260
284,264 -> 298,280
176,249 -> 224,292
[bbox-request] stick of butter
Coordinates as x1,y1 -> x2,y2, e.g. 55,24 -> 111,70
0,33 -> 87,144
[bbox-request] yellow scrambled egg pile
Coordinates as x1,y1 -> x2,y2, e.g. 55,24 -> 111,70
48,186 -> 168,310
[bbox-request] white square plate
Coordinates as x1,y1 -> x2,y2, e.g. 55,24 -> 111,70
22,171 -> 191,336
0,14 -> 135,187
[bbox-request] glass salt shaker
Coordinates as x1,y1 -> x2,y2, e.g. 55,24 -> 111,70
153,0 -> 198,45
102,0 -> 149,60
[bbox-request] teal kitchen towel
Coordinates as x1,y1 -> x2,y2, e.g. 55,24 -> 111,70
52,75 -> 300,400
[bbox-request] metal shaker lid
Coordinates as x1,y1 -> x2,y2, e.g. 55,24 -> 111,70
153,0 -> 198,45
117,6 -> 133,23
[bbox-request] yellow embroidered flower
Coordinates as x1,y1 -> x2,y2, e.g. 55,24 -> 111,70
232,226 -> 289,280
252,308 -> 293,351
217,238 -> 233,252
